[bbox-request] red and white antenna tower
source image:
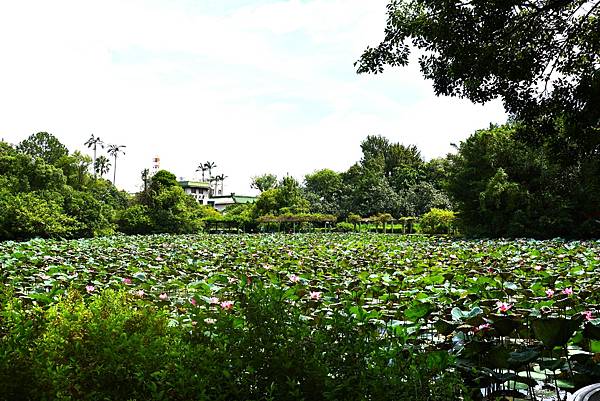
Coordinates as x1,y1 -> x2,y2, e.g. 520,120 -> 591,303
151,156 -> 160,175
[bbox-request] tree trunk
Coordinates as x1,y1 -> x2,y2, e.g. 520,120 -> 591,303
113,156 -> 117,185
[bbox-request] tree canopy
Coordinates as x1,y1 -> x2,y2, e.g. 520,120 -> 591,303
357,1 -> 600,125
251,174 -> 278,193
17,132 -> 69,165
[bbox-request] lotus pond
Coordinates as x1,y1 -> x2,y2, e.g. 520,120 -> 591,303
1,233 -> 600,400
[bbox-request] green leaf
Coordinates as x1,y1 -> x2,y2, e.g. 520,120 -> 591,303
532,317 -> 580,347
404,302 -> 433,321
508,349 -> 539,368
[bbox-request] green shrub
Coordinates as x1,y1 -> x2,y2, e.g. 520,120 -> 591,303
0,286 -> 469,401
117,204 -> 153,234
419,208 -> 456,234
335,221 -> 354,232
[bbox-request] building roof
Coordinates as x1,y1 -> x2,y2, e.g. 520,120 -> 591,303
178,180 -> 211,189
232,195 -> 256,204
210,193 -> 257,204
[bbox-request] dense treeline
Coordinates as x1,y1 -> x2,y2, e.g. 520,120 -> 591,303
236,126 -> 598,238
228,135 -> 452,230
354,0 -> 600,238
0,133 -> 219,241
2,125 -> 598,240
448,123 -> 600,238
0,133 -> 127,240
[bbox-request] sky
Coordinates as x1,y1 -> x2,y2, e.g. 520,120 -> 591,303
0,0 -> 506,194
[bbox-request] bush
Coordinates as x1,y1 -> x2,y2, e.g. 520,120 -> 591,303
335,222 -> 354,232
117,204 -> 152,234
0,287 -> 469,401
420,208 -> 456,234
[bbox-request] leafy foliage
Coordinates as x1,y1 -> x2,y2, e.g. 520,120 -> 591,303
1,233 -> 599,399
16,132 -> 68,165
419,208 -> 455,234
357,0 -> 600,129
447,124 -> 599,237
250,173 -> 278,193
118,169 -> 206,235
0,136 -> 126,240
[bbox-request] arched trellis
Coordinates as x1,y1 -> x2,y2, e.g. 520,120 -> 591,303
357,215 -> 417,234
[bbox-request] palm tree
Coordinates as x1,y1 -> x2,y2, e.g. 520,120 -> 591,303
216,174 -> 227,195
196,163 -> 208,181
204,161 -> 216,179
107,144 -> 126,186
94,155 -> 111,178
209,176 -> 218,197
141,168 -> 150,193
84,134 -> 104,178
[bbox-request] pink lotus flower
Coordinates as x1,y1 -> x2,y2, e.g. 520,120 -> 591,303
220,300 -> 234,310
546,289 -> 555,298
583,311 -> 594,321
473,323 -> 491,333
310,291 -> 322,301
496,301 -> 512,313
159,293 -> 168,301
562,287 -> 573,296
122,277 -> 132,285
136,289 -> 145,297
209,297 -> 219,304
289,274 -> 300,283
190,298 -> 197,306
85,285 -> 95,293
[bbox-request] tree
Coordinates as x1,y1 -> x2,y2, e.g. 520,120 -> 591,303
304,169 -> 343,215
141,169 -> 150,193
340,160 -> 401,218
0,192 -> 80,239
251,174 -> 278,193
252,176 -> 309,217
196,163 -> 208,181
107,144 -> 126,186
55,151 -> 92,190
361,135 -> 423,178
209,176 -> 219,197
276,176 -> 309,214
357,0 -> 600,130
204,161 -> 216,179
0,138 -> 125,240
402,181 -> 452,216
215,174 -> 227,195
148,170 -> 178,195
17,132 -> 68,165
94,155 -> 111,178
446,124 -> 597,237
304,169 -> 342,198
424,158 -> 451,190
120,169 -> 205,235
84,134 -> 104,178
253,188 -> 280,217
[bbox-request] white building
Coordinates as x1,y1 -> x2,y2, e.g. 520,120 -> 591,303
178,180 -> 256,212
178,180 -> 211,204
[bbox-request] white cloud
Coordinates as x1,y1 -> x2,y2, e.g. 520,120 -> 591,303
0,0 -> 506,194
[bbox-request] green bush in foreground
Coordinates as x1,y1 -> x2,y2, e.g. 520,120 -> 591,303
0,287 -> 468,401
